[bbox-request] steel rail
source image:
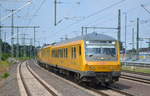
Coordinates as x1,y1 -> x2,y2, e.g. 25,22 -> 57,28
121,75 -> 150,84
19,62 -> 32,96
107,86 -> 134,96
84,85 -> 134,96
85,87 -> 110,96
122,70 -> 150,77
34,59 -> 134,96
26,62 -> 58,96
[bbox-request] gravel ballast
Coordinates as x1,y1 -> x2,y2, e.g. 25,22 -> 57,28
0,63 -> 20,96
29,60 -> 98,96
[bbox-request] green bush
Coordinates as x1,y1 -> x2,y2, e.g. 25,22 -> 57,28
2,53 -> 11,61
1,72 -> 10,79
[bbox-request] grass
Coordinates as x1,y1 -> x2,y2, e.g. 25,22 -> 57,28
15,57 -> 33,61
0,60 -> 10,79
122,66 -> 150,74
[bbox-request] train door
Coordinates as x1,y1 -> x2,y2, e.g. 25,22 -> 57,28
77,45 -> 82,69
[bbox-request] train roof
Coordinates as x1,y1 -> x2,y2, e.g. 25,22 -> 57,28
55,32 -> 116,45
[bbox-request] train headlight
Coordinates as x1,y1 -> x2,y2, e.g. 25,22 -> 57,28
86,41 -> 90,44
112,41 -> 115,44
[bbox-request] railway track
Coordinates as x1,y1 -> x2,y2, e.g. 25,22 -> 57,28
83,84 -> 134,96
106,86 -> 134,96
122,70 -> 150,76
121,74 -> 150,84
18,61 -> 58,96
19,62 -> 32,96
32,60 -> 134,96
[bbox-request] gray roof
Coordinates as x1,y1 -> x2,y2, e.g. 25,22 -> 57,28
56,32 -> 116,45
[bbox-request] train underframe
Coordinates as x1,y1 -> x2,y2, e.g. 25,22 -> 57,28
38,61 -> 120,85
80,71 -> 120,85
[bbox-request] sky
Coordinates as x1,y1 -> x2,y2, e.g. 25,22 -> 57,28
0,0 -> 150,49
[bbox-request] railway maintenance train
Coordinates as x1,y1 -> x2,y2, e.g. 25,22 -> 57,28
37,32 -> 121,85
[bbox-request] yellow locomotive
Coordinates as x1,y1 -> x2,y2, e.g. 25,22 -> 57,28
37,32 -> 121,85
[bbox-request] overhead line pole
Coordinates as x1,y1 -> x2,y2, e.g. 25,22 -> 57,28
0,25 -> 39,58
0,6 -> 1,39
4,30 -> 6,53
118,9 -> 121,42
4,31 -> 6,42
22,33 -> 28,57
14,37 -> 32,57
81,10 -> 121,43
132,28 -> 134,50
54,0 -> 57,26
30,38 -> 33,57
132,28 -> 135,57
17,27 -> 19,58
124,12 -> 127,61
81,27 -> 84,36
11,9 -> 15,57
0,7 -> 2,61
33,27 -> 38,57
34,27 -> 35,56
136,18 -> 139,60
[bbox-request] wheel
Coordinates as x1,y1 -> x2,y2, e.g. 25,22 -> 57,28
104,82 -> 111,86
74,73 -> 80,83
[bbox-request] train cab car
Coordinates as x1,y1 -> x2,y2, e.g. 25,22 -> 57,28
37,32 -> 121,85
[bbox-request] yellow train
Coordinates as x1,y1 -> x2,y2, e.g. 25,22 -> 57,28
37,32 -> 121,85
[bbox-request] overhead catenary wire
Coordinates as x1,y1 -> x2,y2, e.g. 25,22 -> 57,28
52,0 -> 125,30
0,1 -> 32,22
141,4 -> 150,15
49,0 -> 126,39
86,0 -> 125,19
27,0 -> 47,26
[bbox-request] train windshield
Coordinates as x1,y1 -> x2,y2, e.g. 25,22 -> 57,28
85,41 -> 117,61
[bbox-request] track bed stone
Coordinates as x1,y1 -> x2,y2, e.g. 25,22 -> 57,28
29,60 -> 97,96
0,63 -> 20,96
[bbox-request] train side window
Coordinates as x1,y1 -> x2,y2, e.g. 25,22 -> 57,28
74,47 -> 76,58
53,50 -> 56,57
61,49 -> 63,58
56,50 -> 58,57
52,50 -> 55,57
66,48 -> 67,58
53,50 -> 55,57
54,50 -> 56,57
47,50 -> 50,56
79,46 -> 81,56
48,50 -> 50,56
56,50 -> 58,58
64,48 -> 67,58
57,50 -> 59,57
47,50 -> 49,56
58,49 -> 61,58
58,49 -> 62,58
71,47 -> 73,58
71,47 -> 76,59
63,48 -> 65,58
59,49 -> 61,58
